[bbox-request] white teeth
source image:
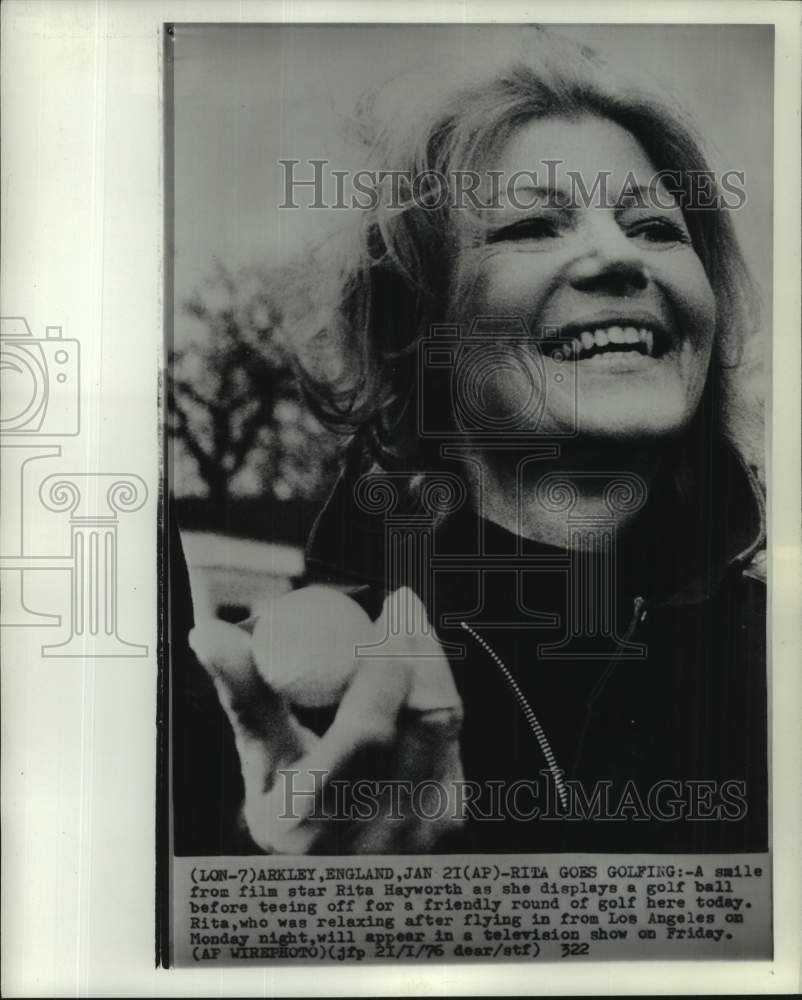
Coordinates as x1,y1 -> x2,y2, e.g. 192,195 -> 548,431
566,324 -> 657,357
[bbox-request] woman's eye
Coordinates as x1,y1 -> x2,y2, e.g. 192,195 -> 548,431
626,217 -> 691,245
487,216 -> 562,243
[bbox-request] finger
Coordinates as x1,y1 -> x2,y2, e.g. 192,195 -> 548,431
260,664 -> 464,855
397,706 -> 463,773
259,658 -> 413,853
275,603 -> 463,853
318,656 -> 413,764
376,587 -> 461,710
190,620 -> 282,733
189,621 -> 309,799
355,587 -> 463,852
374,586 -> 432,655
392,708 -> 466,852
392,647 -> 463,789
335,708 -> 465,855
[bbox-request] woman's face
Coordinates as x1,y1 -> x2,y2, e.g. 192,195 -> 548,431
446,114 -> 717,441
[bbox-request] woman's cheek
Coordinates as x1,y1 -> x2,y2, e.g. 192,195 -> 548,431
660,252 -> 717,347
465,255 -> 549,318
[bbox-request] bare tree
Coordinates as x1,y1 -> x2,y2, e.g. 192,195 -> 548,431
168,264 -> 334,507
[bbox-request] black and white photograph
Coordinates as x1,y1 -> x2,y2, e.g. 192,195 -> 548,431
4,2 -> 801,994
162,20 -> 775,965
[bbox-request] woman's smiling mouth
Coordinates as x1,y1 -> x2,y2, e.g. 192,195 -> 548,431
539,320 -> 675,373
567,324 -> 655,358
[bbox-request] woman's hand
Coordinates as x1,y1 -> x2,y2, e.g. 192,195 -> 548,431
188,586 -> 464,854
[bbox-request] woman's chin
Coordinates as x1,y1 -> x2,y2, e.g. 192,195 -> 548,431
573,406 -> 696,442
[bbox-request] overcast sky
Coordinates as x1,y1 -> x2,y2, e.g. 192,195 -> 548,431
170,23 -> 773,347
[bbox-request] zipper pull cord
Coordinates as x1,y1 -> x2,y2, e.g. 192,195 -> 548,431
459,621 -> 569,810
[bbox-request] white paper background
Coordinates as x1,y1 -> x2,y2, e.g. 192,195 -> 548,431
1,1 -> 800,996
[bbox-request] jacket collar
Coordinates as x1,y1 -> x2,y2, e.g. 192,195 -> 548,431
305,437 -> 765,607
654,439 -> 765,606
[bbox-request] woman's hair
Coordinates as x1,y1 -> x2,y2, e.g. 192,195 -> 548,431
280,27 -> 759,478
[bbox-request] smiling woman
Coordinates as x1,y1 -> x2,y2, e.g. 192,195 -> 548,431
176,26 -> 767,857
454,116 -> 717,440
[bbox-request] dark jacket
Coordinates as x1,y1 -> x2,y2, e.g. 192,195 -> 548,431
171,436 -> 767,855
303,437 -> 768,854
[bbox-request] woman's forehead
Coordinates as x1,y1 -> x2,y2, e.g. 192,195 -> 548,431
488,113 -> 660,201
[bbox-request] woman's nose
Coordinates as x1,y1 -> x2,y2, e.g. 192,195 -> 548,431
567,217 -> 650,296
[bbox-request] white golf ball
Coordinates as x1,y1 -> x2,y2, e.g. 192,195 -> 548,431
251,586 -> 375,707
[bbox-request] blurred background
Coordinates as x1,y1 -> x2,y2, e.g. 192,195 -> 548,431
167,24 -> 773,621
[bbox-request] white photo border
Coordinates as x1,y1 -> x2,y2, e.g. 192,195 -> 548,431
1,0 -> 799,996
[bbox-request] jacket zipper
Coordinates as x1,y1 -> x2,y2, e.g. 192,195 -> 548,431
460,620 -> 570,809
460,595 -> 648,812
